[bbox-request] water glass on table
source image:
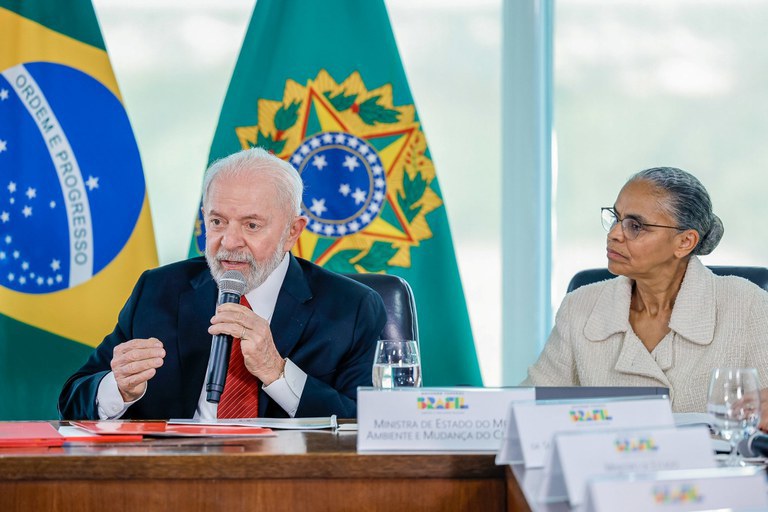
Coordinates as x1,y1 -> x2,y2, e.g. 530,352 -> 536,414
706,367 -> 761,466
372,339 -> 422,388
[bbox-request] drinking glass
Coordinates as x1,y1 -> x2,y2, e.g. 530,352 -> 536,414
372,339 -> 422,388
706,367 -> 761,466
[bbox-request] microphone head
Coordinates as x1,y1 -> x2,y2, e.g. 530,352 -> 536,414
218,270 -> 247,296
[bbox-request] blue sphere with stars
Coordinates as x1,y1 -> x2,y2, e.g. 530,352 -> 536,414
290,132 -> 386,238
0,62 -> 145,294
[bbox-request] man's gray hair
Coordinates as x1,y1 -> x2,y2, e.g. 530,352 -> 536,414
628,166 -> 724,256
201,147 -> 304,215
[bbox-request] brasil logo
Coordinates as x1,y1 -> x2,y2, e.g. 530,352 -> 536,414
195,70 -> 442,273
0,62 -> 145,294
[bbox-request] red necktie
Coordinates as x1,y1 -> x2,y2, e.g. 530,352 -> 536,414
217,296 -> 260,419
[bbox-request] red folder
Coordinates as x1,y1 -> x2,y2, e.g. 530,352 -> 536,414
0,422 -> 144,447
71,420 -> 273,437
0,422 -> 65,447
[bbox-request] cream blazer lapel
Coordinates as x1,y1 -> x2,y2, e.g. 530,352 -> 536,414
581,257 -> 715,386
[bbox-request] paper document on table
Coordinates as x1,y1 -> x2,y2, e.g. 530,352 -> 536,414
170,415 -> 338,430
673,412 -> 712,428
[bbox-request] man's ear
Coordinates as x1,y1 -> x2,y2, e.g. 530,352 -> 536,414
284,215 -> 308,251
674,229 -> 700,259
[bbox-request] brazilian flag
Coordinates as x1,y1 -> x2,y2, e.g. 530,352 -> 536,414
0,0 -> 158,419
190,0 -> 481,386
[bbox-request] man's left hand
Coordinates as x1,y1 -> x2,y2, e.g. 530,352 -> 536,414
209,302 -> 286,385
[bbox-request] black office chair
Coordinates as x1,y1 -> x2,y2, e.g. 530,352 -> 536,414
344,273 -> 419,341
567,266 -> 768,293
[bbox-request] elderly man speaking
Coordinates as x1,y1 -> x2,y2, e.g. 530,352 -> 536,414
59,148 -> 386,420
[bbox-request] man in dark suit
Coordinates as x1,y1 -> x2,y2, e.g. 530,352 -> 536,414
58,148 -> 386,420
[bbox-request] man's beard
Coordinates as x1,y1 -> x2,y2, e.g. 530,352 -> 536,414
206,242 -> 286,292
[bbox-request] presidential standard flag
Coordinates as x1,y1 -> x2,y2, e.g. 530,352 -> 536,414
0,0 -> 158,419
190,0 -> 481,386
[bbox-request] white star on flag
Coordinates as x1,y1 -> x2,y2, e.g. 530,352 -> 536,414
0,211 -> 8,223
337,225 -> 348,236
300,144 -> 310,155
0,89 -> 9,100
25,187 -> 36,199
22,205 -> 32,217
7,182 -> 15,193
50,259 -> 61,271
0,251 -> 5,259
7,273 -> 14,282
323,225 -> 335,236
375,178 -> 385,188
373,165 -> 383,175
21,261 -> 29,271
291,154 -> 303,165
374,191 -> 384,202
56,275 -> 63,283
334,133 -> 346,144
346,137 -> 359,148
361,213 -> 371,223
0,140 -> 7,153
322,133 -> 333,143
19,276 -> 26,285
86,175 -> 99,190
49,201 -> 56,208
358,145 -> 369,155
352,188 -> 366,205
5,235 -> 11,244
366,153 -> 377,164
312,154 -> 328,170
309,198 -> 327,217
339,183 -> 351,196
309,137 -> 321,148
348,221 -> 361,232
342,155 -> 360,172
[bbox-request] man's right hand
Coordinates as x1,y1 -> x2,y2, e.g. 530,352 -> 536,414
110,338 -> 165,403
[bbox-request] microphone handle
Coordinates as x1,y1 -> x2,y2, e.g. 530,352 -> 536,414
205,290 -> 243,403
206,334 -> 232,403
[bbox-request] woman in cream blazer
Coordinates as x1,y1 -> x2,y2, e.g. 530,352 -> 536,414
525,167 -> 768,416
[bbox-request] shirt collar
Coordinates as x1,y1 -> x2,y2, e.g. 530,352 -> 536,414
584,256 -> 716,345
243,252 -> 290,323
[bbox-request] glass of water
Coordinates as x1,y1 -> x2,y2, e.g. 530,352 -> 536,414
372,339 -> 422,388
707,367 -> 761,466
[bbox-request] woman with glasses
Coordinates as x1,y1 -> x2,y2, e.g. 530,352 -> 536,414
524,167 -> 768,419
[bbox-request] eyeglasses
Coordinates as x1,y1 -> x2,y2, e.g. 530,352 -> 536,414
601,207 -> 683,240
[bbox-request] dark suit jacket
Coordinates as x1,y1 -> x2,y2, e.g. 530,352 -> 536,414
58,255 -> 386,420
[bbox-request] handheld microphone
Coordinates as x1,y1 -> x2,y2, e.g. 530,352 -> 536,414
738,431 -> 768,458
205,270 -> 247,403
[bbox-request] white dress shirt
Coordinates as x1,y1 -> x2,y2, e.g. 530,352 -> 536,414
96,253 -> 308,419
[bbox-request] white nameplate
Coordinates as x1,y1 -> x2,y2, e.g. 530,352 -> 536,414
496,396 -> 674,468
584,467 -> 768,512
540,426 -> 716,506
357,387 -> 534,452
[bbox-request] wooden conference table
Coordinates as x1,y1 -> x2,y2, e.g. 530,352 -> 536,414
0,425 -> 543,512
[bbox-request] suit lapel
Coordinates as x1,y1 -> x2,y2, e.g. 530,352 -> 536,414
270,255 -> 314,355
260,255 -> 313,417
177,268 -> 218,416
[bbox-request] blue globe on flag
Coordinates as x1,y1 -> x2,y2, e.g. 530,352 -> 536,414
290,131 -> 386,238
0,62 -> 145,294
